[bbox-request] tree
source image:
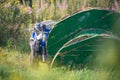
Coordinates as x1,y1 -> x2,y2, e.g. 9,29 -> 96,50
20,0 -> 32,7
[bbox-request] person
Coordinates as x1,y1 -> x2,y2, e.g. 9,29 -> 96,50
29,22 -> 50,64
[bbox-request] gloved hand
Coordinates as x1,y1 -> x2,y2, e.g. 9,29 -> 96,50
37,33 -> 42,40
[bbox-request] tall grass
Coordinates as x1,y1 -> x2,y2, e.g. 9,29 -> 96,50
0,49 -> 120,80
34,0 -> 120,21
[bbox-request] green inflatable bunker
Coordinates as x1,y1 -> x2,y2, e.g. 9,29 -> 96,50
47,9 -> 120,67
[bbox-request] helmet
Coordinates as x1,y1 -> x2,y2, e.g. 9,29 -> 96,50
34,22 -> 43,31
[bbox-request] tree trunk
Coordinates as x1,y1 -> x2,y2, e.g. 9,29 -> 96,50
29,0 -> 32,7
82,0 -> 86,10
39,0 -> 42,8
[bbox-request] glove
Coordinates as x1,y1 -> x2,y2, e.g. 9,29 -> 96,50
37,33 -> 42,40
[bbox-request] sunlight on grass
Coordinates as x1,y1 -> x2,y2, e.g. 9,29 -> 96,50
94,40 -> 119,68
0,47 -> 120,80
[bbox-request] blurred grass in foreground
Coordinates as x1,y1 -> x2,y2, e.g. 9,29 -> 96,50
0,47 -> 120,80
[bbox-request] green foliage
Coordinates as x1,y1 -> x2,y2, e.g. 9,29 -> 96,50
0,63 -> 120,80
0,65 -> 11,80
0,1 -> 36,52
0,50 -> 120,80
33,0 -> 120,21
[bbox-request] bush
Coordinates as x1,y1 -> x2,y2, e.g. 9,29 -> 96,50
0,0 -> 36,52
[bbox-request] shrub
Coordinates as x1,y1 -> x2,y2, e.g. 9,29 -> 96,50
0,0 -> 36,52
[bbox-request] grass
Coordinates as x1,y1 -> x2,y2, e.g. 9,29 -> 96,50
0,49 -> 120,80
